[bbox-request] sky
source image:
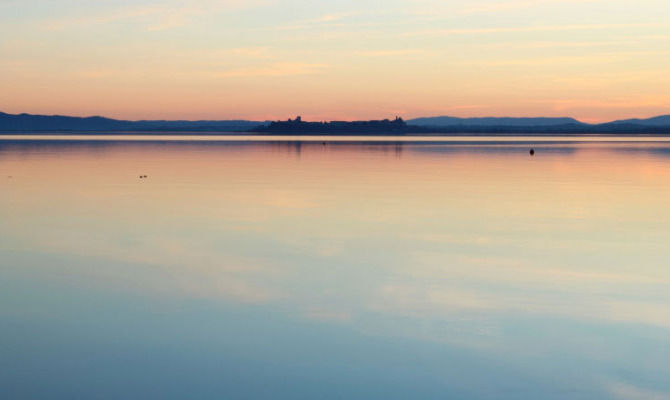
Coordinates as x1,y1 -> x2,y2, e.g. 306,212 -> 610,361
1,0 -> 669,122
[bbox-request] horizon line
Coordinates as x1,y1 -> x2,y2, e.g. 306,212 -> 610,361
2,110 -> 670,126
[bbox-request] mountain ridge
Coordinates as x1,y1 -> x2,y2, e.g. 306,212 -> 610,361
407,116 -> 586,127
0,112 -> 267,132
2,111 -> 670,133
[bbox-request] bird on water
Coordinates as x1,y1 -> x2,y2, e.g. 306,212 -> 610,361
530,149 -> 535,156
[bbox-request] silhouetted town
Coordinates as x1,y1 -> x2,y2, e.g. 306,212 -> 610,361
251,116 -> 422,134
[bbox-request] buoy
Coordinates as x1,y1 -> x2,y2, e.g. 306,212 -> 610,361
530,149 -> 535,156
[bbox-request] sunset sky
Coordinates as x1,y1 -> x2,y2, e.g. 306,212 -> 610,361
1,0 -> 669,122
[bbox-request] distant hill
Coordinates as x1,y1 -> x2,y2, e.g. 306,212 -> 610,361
0,112 -> 267,132
404,115 -> 670,134
603,115 -> 670,127
3,111 -> 670,134
408,116 -> 586,127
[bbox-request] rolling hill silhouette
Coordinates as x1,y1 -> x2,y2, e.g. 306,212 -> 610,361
407,116 -> 585,127
2,111 -> 670,134
0,112 -> 266,132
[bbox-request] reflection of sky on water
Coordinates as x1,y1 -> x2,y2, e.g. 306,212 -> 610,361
2,138 -> 670,399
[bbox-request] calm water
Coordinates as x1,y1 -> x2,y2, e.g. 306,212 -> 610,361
1,136 -> 670,399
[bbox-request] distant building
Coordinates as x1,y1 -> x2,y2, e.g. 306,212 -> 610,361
252,116 -> 414,134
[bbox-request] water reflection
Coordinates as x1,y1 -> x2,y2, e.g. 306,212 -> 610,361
1,138 -> 670,399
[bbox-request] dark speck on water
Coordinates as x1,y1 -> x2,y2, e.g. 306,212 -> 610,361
530,149 -> 535,156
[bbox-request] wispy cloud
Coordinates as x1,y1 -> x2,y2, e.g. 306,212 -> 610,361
228,47 -> 273,59
541,96 -> 670,111
304,308 -> 352,323
482,40 -> 640,50
218,62 -> 329,77
459,0 -> 604,16
355,49 -> 433,57
464,54 -> 622,67
410,0 -> 606,19
313,12 -> 356,23
145,6 -> 199,32
403,23 -> 658,37
278,12 -> 358,31
605,381 -> 670,400
45,5 -> 162,30
44,0 -> 272,32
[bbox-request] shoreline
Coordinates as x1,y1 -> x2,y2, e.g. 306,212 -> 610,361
2,131 -> 670,137
4,134 -> 670,143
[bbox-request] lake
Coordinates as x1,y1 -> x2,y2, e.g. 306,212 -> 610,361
1,136 -> 670,399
